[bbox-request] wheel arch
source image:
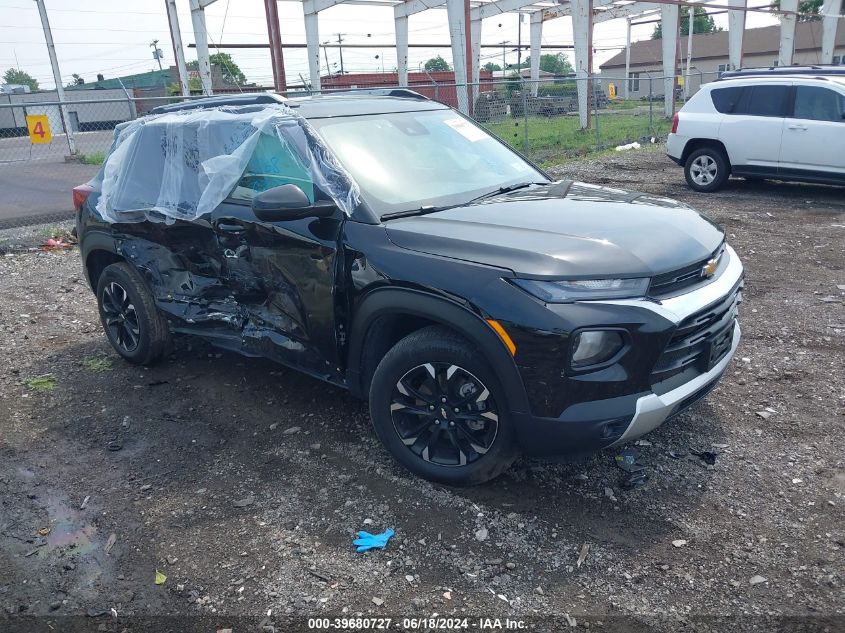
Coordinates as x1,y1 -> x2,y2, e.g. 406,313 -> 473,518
681,138 -> 731,168
85,247 -> 124,292
346,287 -> 530,415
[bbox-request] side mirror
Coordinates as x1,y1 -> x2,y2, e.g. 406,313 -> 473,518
251,184 -> 335,222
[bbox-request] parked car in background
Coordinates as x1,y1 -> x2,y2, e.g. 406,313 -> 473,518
76,91 -> 743,485
667,67 -> 845,192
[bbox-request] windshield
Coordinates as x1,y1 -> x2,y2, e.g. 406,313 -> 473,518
308,109 -> 546,216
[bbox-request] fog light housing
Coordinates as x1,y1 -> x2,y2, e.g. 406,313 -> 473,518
570,330 -> 625,369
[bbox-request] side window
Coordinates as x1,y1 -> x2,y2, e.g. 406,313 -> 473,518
711,86 -> 744,113
229,133 -> 315,203
741,85 -> 790,117
792,86 -> 845,123
629,73 -> 640,93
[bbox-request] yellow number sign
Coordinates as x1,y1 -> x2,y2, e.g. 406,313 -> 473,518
608,83 -> 617,99
26,114 -> 52,144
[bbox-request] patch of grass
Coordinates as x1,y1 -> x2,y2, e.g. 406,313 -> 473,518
26,375 -> 57,392
82,356 -> 113,372
79,151 -> 106,165
483,112 -> 671,161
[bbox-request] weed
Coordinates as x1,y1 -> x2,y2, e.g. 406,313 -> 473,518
26,375 -> 57,391
82,356 -> 113,372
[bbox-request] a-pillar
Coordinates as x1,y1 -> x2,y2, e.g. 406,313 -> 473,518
779,0 -> 799,66
529,11 -> 542,97
821,0 -> 843,64
728,0 -> 747,71
571,0 -> 593,129
446,0 -> 469,114
660,4 -> 679,118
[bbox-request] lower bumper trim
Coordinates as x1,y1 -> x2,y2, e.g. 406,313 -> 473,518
609,322 -> 741,446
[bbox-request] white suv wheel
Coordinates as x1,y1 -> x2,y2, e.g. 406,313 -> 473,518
690,155 -> 718,186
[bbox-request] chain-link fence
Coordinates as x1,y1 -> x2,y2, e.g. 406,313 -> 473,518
0,73 -> 720,227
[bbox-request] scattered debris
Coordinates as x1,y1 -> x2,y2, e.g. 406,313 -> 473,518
615,141 -> 641,152
353,528 -> 395,552
576,543 -> 590,568
621,470 -> 649,490
154,570 -> 167,585
233,495 -> 255,508
41,232 -> 77,251
749,575 -> 768,585
563,613 -> 577,627
474,527 -> 489,542
371,597 -> 384,606
80,495 -> 90,510
672,539 -> 688,548
268,422 -> 279,431
756,410 -> 772,420
667,449 -> 688,459
139,484 -> 152,492
615,448 -> 646,473
691,449 -> 718,465
443,591 -> 452,600
105,533 -> 117,555
634,439 -> 653,446
604,486 -> 618,503
107,441 -> 123,452
37,527 -> 51,536
282,426 -> 301,435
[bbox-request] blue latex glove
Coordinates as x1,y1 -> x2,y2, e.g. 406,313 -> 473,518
353,528 -> 395,553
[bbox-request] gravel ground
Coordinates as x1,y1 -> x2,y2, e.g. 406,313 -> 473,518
1,147 -> 843,632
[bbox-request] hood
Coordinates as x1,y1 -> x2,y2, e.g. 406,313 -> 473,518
384,181 -> 724,279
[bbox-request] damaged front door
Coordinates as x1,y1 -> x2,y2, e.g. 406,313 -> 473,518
210,131 -> 345,384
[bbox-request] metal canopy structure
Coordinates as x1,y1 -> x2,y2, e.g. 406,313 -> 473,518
177,0 -> 844,128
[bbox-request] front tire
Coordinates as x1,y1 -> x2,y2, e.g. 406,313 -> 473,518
369,326 -> 518,486
96,262 -> 171,366
684,147 -> 729,192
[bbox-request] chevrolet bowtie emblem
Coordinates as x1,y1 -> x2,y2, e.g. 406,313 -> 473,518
701,256 -> 719,278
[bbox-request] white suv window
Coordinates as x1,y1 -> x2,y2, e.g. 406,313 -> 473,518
792,86 -> 845,123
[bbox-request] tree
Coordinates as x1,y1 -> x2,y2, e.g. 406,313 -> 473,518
187,52 -> 247,86
771,0 -> 843,21
424,55 -> 450,72
65,73 -> 84,88
3,68 -> 39,91
482,62 -> 502,72
522,53 -> 574,75
652,7 -> 722,39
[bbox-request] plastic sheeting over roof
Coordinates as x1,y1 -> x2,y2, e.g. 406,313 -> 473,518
97,103 -> 360,223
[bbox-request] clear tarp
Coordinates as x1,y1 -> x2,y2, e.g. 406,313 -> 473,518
97,103 -> 360,223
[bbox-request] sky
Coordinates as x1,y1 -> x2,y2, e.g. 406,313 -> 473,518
0,0 -> 779,91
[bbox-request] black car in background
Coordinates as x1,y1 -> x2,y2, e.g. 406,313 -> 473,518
75,92 -> 743,485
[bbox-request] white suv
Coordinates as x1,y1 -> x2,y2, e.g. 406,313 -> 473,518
666,70 -> 845,192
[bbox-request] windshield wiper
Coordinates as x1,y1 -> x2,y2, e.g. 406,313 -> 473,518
466,181 -> 544,205
380,205 -> 454,222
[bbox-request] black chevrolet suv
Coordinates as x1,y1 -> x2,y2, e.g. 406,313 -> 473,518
75,92 -> 743,485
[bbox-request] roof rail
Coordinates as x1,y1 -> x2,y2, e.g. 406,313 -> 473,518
718,65 -> 845,80
318,87 -> 429,100
149,92 -> 286,114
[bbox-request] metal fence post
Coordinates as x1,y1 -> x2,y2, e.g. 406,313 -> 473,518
521,78 -> 528,154
593,76 -> 600,150
648,78 -> 654,137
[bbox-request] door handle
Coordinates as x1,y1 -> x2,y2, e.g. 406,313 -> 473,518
787,124 -> 807,131
217,222 -> 246,233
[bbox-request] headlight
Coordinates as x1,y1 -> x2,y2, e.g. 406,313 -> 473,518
571,330 -> 625,369
510,277 -> 649,303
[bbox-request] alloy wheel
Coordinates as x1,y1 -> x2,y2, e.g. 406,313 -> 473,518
690,155 -> 718,186
101,282 -> 141,352
389,362 -> 499,467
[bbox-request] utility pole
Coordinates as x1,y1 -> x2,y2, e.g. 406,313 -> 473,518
335,33 -> 345,74
34,0 -> 76,155
263,0 -> 287,93
151,39 -> 164,71
624,17 -> 631,99
516,13 -> 522,73
499,40 -> 508,73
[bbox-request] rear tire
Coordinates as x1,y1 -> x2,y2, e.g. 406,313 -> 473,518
369,326 -> 518,486
684,147 -> 729,192
96,262 -> 171,366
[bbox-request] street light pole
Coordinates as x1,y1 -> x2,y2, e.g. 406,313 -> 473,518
34,0 -> 76,155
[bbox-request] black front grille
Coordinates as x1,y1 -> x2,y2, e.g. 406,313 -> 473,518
651,281 -> 742,390
649,244 -> 725,298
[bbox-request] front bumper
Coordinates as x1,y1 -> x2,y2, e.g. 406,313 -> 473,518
512,245 -> 744,458
609,321 -> 740,446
